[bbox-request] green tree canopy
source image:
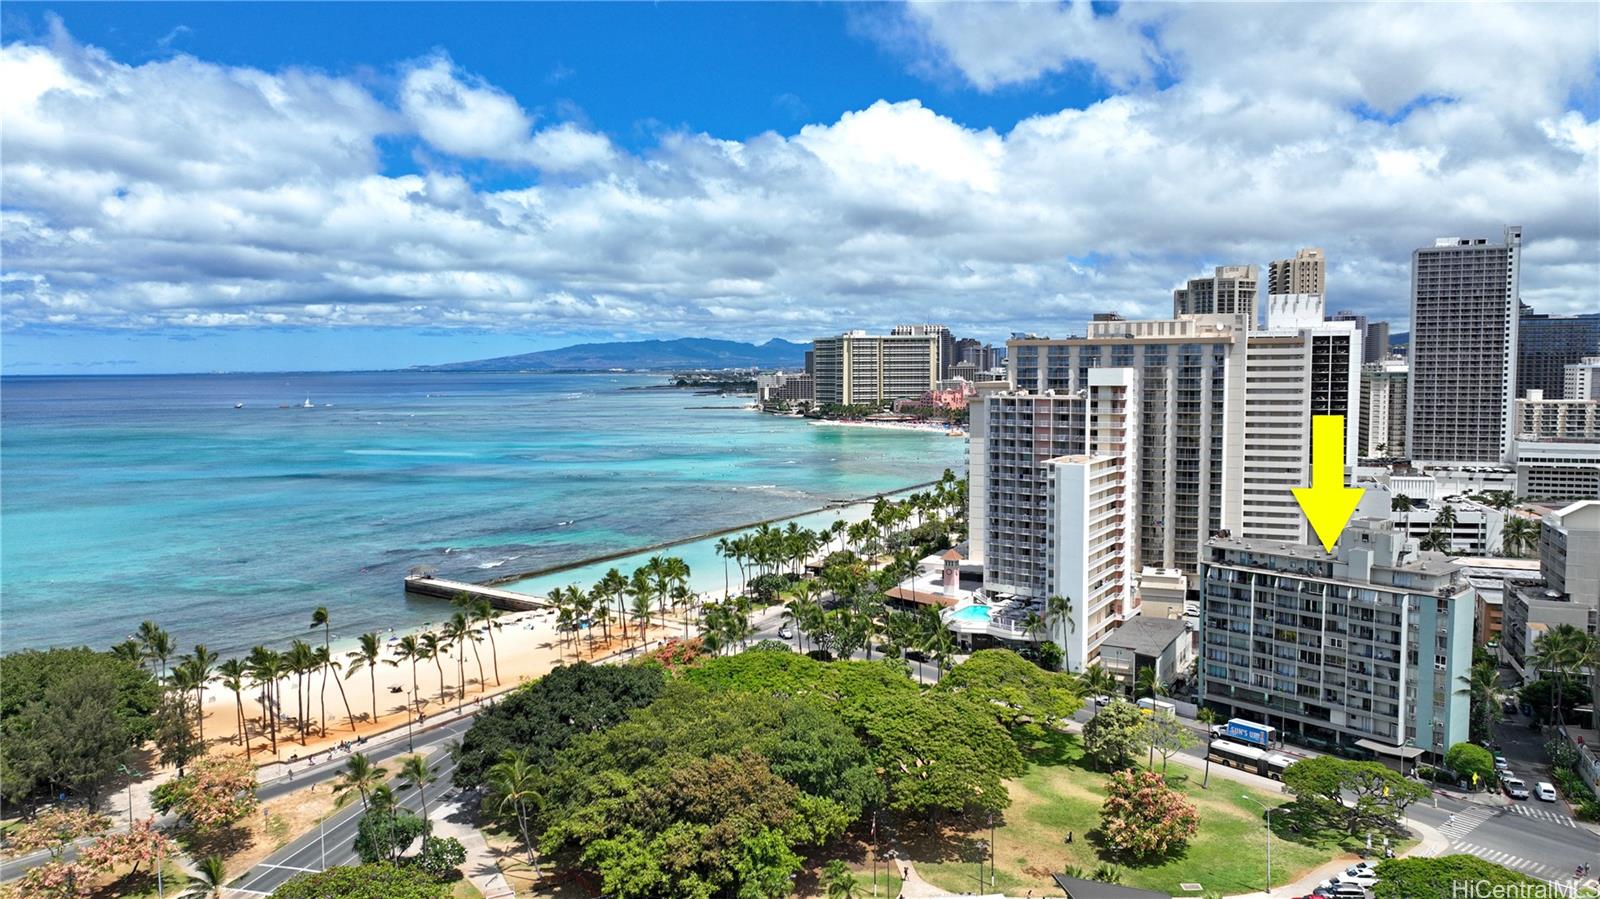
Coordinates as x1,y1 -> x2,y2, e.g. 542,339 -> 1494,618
1282,756 -> 1430,834
0,658 -> 151,804
1373,855 -> 1544,899
1443,743 -> 1495,788
934,648 -> 1083,733
452,662 -> 665,787
1081,700 -> 1149,771
270,863 -> 449,899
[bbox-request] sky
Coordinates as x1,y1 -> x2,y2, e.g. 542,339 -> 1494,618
2,2 -> 1597,374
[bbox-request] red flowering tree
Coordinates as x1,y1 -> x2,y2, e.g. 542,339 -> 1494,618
2,808 -> 113,899
1097,769 -> 1199,859
151,756 -> 258,832
80,817 -> 176,879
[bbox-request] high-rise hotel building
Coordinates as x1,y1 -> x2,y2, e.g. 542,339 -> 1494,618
1408,227 -> 1522,464
1268,248 -> 1326,297
967,369 -> 1139,671
1173,265 -> 1261,322
1200,519 -> 1474,756
811,327 -> 944,406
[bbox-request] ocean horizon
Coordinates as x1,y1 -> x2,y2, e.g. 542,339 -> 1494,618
0,371 -> 965,656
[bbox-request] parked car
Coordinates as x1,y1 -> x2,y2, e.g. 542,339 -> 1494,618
1320,869 -> 1379,890
1503,777 -> 1530,800
1493,754 -> 1509,770
1502,699 -> 1519,715
1535,782 -> 1558,802
1497,768 -> 1515,782
778,624 -> 794,639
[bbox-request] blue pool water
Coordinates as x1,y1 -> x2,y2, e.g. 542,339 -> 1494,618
951,604 -> 992,622
0,371 -> 966,654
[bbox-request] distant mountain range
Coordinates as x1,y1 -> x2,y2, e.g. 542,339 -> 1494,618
417,337 -> 810,372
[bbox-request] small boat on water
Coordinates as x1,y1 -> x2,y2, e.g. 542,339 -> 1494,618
302,397 -> 314,408
234,402 -> 244,409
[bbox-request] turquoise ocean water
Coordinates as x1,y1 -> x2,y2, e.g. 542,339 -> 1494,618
0,372 -> 965,655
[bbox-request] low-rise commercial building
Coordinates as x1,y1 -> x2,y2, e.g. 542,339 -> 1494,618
755,371 -> 813,404
1500,500 -> 1600,679
1200,518 -> 1475,757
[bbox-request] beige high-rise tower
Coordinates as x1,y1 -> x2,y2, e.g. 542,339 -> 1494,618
1172,265 -> 1260,322
1268,247 -> 1326,296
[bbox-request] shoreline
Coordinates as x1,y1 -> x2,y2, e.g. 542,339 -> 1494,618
479,478 -> 943,589
808,418 -> 967,436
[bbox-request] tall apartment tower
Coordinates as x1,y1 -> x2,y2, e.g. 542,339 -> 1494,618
1407,226 -> 1522,465
1244,297 -> 1362,544
1009,316 -> 1248,578
1173,265 -> 1261,323
1519,307 -> 1600,398
1359,361 -> 1408,457
1268,248 -> 1326,296
811,328 -> 942,406
966,370 -> 1139,671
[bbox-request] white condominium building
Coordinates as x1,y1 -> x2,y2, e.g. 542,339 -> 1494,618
1200,518 -> 1475,757
1243,295 -> 1361,544
1009,316 -> 1247,577
1517,390 -> 1600,442
967,369 -> 1139,671
1565,356 -> 1600,401
1360,361 -> 1408,458
1408,226 -> 1522,465
811,328 -> 944,406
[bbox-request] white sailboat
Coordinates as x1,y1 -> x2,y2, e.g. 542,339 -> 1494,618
302,397 -> 314,408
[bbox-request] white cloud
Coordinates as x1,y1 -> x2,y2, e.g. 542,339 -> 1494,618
896,0 -> 1158,90
399,55 -> 613,169
0,11 -> 1596,347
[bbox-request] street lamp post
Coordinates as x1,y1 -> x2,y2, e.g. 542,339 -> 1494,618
1241,794 -> 1284,893
116,763 -> 140,828
406,688 -> 416,753
989,811 -> 997,887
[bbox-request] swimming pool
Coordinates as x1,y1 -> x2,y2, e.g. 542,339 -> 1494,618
950,604 -> 992,623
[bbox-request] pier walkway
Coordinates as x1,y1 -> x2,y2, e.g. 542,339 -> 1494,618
403,575 -> 546,612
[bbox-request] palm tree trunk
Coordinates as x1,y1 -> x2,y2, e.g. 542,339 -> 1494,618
434,658 -> 447,704
470,640 -> 485,690
487,630 -> 501,685
369,667 -> 378,724
319,663 -> 329,737
333,670 -> 357,732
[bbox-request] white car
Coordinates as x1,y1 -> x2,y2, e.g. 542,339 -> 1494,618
1320,870 -> 1378,891
1503,777 -> 1530,800
777,624 -> 794,639
1493,755 -> 1509,770
1535,781 -> 1558,802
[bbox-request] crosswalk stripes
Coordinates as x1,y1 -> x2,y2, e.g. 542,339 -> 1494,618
1507,804 -> 1580,828
1454,843 -> 1567,882
1437,806 -> 1496,840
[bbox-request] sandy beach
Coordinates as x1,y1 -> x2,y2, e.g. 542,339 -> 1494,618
808,418 -> 966,436
196,599 -> 700,765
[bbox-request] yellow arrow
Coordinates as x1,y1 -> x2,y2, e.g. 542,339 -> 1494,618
1292,415 -> 1365,552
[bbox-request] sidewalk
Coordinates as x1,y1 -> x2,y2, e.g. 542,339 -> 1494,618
431,795 -> 514,899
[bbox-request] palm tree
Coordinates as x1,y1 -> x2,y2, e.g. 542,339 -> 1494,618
421,631 -> 449,704
111,639 -> 143,666
1501,516 -> 1539,558
1532,624 -> 1590,725
715,536 -> 734,599
1046,594 -> 1075,668
333,752 -> 388,809
824,860 -> 862,899
630,581 -> 654,649
1197,708 -> 1218,788
183,855 -> 227,899
137,620 -> 175,681
1436,503 -> 1459,535
178,644 -> 217,741
1420,528 -> 1452,553
449,595 -> 489,685
217,658 -> 251,759
393,635 -> 425,721
1461,660 -> 1502,743
345,633 -> 388,724
442,614 -> 471,699
284,640 -> 319,742
1022,610 -> 1048,644
1134,666 -> 1165,700
1392,494 -> 1414,542
310,606 -> 359,733
472,599 -> 503,685
246,646 -> 281,756
1083,664 -> 1117,708
487,750 -> 542,873
399,754 -> 437,834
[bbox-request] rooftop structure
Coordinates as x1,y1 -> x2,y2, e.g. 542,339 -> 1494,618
1269,248 -> 1326,298
1173,264 -> 1260,323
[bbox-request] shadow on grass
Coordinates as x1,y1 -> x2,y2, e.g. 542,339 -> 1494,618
1019,726 -> 1087,769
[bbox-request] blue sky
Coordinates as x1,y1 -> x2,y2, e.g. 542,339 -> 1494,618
2,2 -> 1597,373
